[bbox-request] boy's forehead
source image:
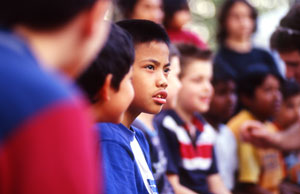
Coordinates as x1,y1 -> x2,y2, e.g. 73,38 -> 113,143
134,41 -> 169,49
183,59 -> 212,73
134,41 -> 169,61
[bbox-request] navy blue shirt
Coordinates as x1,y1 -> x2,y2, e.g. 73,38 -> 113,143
214,46 -> 280,79
154,110 -> 218,194
133,119 -> 174,194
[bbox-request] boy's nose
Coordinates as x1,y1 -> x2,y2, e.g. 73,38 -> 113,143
157,74 -> 168,89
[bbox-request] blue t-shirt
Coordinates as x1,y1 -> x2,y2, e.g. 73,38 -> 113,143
98,123 -> 158,194
154,110 -> 218,194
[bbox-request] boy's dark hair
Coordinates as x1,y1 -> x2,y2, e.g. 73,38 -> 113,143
116,19 -> 170,47
76,23 -> 135,103
163,0 -> 189,28
0,0 -> 98,30
237,64 -> 283,99
281,79 -> 300,101
217,0 -> 257,45
176,43 -> 212,78
270,3 -> 300,53
212,60 -> 237,85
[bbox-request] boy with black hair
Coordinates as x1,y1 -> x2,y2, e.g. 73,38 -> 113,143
228,65 -> 284,194
274,80 -> 300,190
77,23 -> 135,123
99,19 -> 170,194
154,43 -> 230,194
132,43 -> 181,194
0,0 -> 110,193
275,80 -> 300,131
203,64 -> 238,191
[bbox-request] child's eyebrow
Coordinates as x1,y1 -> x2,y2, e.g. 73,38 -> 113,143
164,63 -> 171,68
141,59 -> 169,67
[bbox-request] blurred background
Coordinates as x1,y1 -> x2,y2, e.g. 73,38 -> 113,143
187,0 -> 298,50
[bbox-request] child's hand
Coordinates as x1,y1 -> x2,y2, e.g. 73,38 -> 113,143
240,120 -> 263,141
239,120 -> 274,148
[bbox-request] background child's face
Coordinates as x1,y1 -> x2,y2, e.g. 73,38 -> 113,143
279,50 -> 300,84
208,80 -> 237,122
225,1 -> 254,40
131,0 -> 164,24
275,94 -> 300,129
130,41 -> 170,114
165,56 -> 182,109
248,75 -> 282,119
170,9 -> 191,29
109,69 -> 134,123
177,59 -> 213,113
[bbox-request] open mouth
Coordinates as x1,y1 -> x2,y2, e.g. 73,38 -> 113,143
153,90 -> 168,104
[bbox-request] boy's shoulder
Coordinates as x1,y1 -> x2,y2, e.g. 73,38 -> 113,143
0,31 -> 80,139
98,123 -> 149,148
154,109 -> 184,128
227,110 -> 255,138
98,123 -> 135,144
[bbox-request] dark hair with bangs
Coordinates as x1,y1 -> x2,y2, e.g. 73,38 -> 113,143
217,0 -> 257,45
176,43 -> 212,78
76,23 -> 135,103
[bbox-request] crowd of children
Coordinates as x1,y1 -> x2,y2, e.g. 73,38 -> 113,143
2,0 -> 300,194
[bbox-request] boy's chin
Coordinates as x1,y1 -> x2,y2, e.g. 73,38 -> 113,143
198,105 -> 210,113
144,106 -> 163,115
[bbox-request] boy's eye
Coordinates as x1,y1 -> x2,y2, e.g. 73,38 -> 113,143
164,67 -> 171,73
145,65 -> 155,70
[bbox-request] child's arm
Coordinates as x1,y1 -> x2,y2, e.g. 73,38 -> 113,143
235,183 -> 272,194
167,174 -> 198,194
207,174 -> 231,194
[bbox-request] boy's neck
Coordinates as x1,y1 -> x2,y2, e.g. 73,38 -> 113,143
248,109 -> 269,123
137,113 -> 155,131
174,105 -> 194,124
122,107 -> 141,129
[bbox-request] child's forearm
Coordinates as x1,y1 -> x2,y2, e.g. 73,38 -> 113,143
236,183 -> 271,194
167,174 -> 198,194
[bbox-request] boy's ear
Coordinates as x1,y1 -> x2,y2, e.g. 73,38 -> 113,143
99,74 -> 113,101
